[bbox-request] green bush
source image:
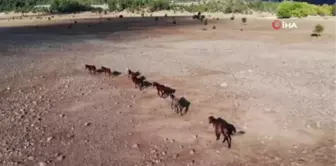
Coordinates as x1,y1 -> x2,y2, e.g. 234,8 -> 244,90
313,24 -> 324,34
332,4 -> 336,16
315,4 -> 333,16
277,1 -> 334,18
107,0 -> 170,12
276,1 -> 294,18
248,1 -> 279,13
50,0 -> 92,13
148,0 -> 171,12
241,17 -> 246,24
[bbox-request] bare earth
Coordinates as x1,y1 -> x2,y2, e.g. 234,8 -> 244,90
0,12 -> 335,166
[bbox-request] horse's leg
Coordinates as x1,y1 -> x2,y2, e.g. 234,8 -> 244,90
228,135 -> 232,149
222,135 -> 227,143
180,106 -> 184,116
215,127 -> 220,140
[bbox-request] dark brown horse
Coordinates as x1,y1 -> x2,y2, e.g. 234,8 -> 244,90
85,64 -> 96,74
208,116 -> 236,149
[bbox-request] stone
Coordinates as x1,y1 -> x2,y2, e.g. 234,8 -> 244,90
38,162 -> 46,166
132,143 -> 139,148
56,155 -> 65,161
46,136 -> 53,143
220,82 -> 228,88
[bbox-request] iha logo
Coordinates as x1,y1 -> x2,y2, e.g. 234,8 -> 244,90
272,20 -> 298,30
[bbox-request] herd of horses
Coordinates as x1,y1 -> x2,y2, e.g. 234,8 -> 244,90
85,64 -> 242,149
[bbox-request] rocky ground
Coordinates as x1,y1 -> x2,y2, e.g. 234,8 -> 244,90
0,12 -> 335,166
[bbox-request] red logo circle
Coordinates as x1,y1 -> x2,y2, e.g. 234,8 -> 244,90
272,20 -> 282,30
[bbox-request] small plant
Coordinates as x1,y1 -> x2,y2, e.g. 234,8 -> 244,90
312,24 -> 324,37
119,15 -> 123,18
241,17 -> 247,24
204,19 -> 208,25
164,13 -> 167,17
212,25 -> 216,29
314,24 -> 324,33
173,20 -> 176,24
230,16 -> 234,20
332,4 -> 336,16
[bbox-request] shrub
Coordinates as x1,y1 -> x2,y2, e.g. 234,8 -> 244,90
148,0 -> 171,12
50,0 -> 92,13
314,5 -> 330,16
278,2 -> 316,18
248,1 -> 279,13
276,1 -> 296,18
276,1 -> 334,18
313,24 -> 324,34
332,4 -> 336,16
241,17 -> 246,24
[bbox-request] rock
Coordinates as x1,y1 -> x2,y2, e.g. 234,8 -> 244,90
131,95 -> 135,98
194,135 -> 198,139
248,69 -> 253,73
59,114 -> 65,118
153,159 -> 161,163
132,143 -> 139,148
56,155 -> 65,161
32,101 -> 37,105
150,149 -> 156,153
128,105 -> 132,108
46,136 -> 53,143
220,82 -> 228,88
162,151 -> 166,156
173,154 -> 179,159
28,156 -> 34,160
38,162 -> 46,166
180,145 -> 184,149
84,122 -> 91,127
170,139 -> 175,143
189,149 -> 195,155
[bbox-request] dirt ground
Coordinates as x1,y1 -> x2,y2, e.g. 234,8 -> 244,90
0,12 -> 335,166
